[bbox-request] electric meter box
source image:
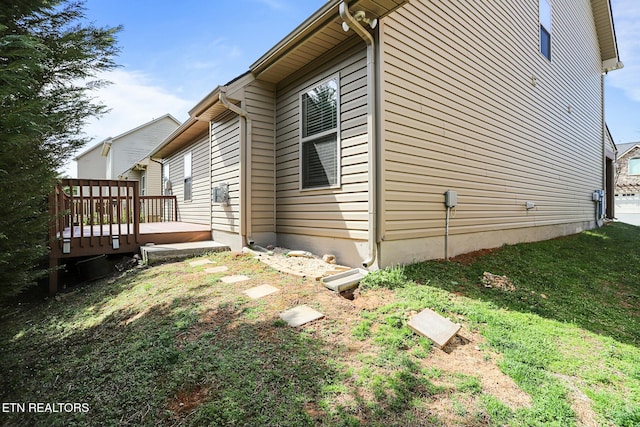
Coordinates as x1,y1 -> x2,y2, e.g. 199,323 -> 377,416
444,190 -> 458,208
213,183 -> 230,205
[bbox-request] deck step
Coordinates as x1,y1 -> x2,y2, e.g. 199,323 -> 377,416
140,240 -> 229,264
321,268 -> 368,292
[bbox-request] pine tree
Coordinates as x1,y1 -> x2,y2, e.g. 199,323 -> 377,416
0,0 -> 121,296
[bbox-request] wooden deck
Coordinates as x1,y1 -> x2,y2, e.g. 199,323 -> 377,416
49,179 -> 212,295
58,221 -> 211,239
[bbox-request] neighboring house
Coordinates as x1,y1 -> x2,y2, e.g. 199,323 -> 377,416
75,114 -> 181,195
615,141 -> 640,225
150,0 -> 621,268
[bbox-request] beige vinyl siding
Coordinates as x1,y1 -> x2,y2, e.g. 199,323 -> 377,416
211,112 -> 241,233
111,116 -> 179,178
275,42 -> 368,240
166,134 -> 209,224
380,0 -> 603,241
245,81 -> 276,234
76,145 -> 107,179
605,129 -> 615,157
146,160 -> 162,196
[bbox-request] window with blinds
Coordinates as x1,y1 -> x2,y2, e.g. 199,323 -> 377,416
300,77 -> 340,189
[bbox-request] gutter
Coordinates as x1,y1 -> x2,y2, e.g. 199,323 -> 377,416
219,87 -> 252,247
339,1 -> 378,268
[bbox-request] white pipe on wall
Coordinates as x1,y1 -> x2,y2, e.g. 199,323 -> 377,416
340,1 -> 378,268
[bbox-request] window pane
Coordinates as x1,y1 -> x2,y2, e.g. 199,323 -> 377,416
184,177 -> 192,201
302,133 -> 337,188
540,26 -> 551,60
629,159 -> 640,175
302,79 -> 337,138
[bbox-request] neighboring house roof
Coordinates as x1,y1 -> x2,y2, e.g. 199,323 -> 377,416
617,142 -> 640,159
74,114 -> 181,160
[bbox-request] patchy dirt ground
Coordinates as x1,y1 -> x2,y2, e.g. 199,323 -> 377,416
166,249 -> 538,426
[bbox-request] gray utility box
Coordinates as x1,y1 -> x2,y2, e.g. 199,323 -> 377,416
213,183 -> 230,205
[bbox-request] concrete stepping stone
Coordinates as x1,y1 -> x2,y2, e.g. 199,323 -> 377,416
279,305 -> 324,327
204,266 -> 229,274
189,259 -> 215,267
243,284 -> 279,299
407,308 -> 461,348
220,275 -> 250,284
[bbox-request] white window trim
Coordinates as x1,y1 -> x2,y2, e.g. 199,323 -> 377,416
298,73 -> 341,192
140,172 -> 146,196
629,158 -> 640,176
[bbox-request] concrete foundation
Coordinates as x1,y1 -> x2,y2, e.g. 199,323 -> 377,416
140,241 -> 229,264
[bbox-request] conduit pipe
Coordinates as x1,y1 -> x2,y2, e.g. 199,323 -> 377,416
219,87 -> 253,247
340,1 -> 378,268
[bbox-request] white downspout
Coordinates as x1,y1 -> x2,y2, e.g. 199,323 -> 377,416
219,87 -> 252,247
340,1 -> 378,268
601,72 -> 606,226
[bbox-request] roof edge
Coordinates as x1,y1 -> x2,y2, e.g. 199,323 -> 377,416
250,0 -> 341,75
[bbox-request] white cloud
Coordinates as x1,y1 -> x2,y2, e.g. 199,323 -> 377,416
608,0 -> 640,101
60,69 -> 193,177
82,69 -> 192,140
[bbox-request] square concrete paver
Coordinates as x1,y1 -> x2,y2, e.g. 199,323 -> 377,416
243,284 -> 280,299
407,308 -> 461,348
280,305 -> 325,327
220,275 -> 250,284
205,266 -> 229,274
189,259 -> 215,267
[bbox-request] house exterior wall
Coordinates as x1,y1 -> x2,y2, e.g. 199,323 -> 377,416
165,133 -> 210,224
110,116 -> 180,178
614,145 -> 640,225
119,160 -> 162,196
145,160 -> 162,196
274,42 -> 370,265
616,146 -> 640,191
246,80 -> 277,245
378,0 -> 604,265
76,145 -> 106,179
210,112 -> 241,247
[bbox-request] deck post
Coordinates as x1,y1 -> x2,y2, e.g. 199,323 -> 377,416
133,181 -> 140,243
173,197 -> 178,222
48,255 -> 58,296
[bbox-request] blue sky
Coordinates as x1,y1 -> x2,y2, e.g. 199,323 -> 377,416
66,0 -> 640,175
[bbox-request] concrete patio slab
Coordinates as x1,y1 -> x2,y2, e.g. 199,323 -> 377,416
408,308 -> 461,348
279,305 -> 324,327
243,284 -> 279,299
189,259 -> 215,267
204,266 -> 229,274
220,275 -> 250,284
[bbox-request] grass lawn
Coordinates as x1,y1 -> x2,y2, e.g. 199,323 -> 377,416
1,222 -> 639,426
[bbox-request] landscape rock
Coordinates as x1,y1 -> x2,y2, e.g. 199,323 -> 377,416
481,272 -> 515,292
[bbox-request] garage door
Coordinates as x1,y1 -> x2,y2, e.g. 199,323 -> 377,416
615,194 -> 640,226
